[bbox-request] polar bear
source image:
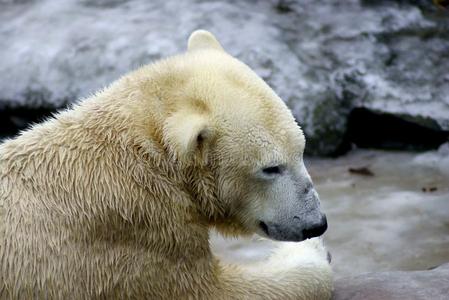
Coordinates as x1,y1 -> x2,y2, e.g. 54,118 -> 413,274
0,30 -> 332,299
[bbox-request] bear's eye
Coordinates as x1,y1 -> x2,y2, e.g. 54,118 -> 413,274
262,166 -> 283,175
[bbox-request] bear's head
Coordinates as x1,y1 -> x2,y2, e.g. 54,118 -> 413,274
158,30 -> 327,242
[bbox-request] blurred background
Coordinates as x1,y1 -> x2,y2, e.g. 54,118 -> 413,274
1,0 -> 448,294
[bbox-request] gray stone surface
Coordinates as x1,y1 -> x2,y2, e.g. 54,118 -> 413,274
1,0 -> 448,154
333,263 -> 449,300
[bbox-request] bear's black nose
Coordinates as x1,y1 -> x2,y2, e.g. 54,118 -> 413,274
302,214 -> 328,239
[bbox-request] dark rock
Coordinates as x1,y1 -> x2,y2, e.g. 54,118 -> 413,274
344,108 -> 449,151
0,106 -> 58,140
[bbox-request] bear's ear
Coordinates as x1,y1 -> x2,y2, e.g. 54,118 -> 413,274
163,111 -> 213,164
188,30 -> 224,52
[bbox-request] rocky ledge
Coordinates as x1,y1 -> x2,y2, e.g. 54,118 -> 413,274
1,0 -> 448,154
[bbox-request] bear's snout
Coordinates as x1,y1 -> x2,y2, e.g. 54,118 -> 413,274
301,214 -> 328,239
258,213 -> 327,242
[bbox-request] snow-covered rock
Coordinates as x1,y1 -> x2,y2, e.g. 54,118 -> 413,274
1,0 -> 448,154
333,263 -> 449,300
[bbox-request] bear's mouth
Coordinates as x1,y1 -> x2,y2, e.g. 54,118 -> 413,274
259,221 -> 269,236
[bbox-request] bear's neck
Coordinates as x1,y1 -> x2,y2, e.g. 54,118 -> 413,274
2,98 -> 213,262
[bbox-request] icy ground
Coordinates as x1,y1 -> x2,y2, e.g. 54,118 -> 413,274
211,146 -> 449,278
